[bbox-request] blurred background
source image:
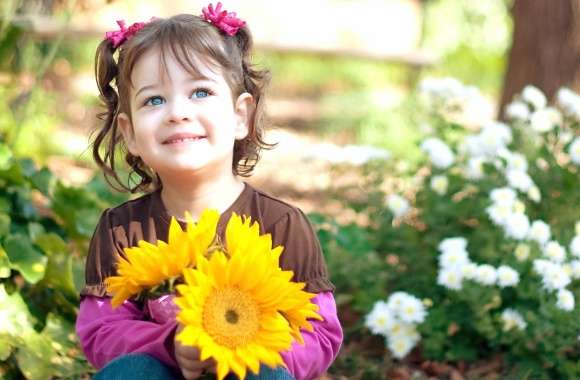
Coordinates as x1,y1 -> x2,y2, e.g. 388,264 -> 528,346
1,0 -> 579,379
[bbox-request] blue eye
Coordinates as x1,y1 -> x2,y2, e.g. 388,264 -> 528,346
192,89 -> 210,99
145,96 -> 164,106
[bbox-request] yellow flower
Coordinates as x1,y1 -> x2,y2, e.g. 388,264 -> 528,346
175,252 -> 294,380
224,213 -> 322,343
105,209 -> 219,308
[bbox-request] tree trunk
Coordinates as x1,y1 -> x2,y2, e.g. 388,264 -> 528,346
499,0 -> 580,117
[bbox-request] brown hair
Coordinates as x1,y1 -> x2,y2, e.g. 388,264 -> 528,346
92,14 -> 273,193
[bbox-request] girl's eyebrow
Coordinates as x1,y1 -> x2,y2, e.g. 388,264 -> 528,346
135,84 -> 157,99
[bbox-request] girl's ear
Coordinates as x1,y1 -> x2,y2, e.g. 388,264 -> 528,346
118,113 -> 140,156
234,92 -> 253,140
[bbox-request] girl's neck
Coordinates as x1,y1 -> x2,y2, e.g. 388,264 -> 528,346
159,174 -> 245,221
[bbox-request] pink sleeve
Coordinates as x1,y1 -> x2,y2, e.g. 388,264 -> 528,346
280,291 -> 343,380
75,296 -> 178,369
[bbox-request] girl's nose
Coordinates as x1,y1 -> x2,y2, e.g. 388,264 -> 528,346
166,97 -> 194,124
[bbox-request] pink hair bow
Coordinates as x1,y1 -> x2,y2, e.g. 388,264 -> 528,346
105,20 -> 148,48
201,2 -> 246,36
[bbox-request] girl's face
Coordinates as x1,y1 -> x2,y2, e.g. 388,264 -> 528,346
118,48 -> 252,182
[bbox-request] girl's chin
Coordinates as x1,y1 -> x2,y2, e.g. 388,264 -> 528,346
155,160 -> 226,177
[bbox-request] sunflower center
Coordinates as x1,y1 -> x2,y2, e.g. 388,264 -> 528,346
203,287 -> 259,348
225,309 -> 239,324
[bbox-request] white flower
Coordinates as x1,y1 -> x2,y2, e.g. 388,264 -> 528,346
533,259 -> 553,274
557,87 -> 580,119
505,152 -> 528,172
465,157 -> 485,180
490,187 -> 517,206
506,170 -> 534,192
543,241 -> 567,263
530,107 -> 562,133
430,175 -> 448,195
513,200 -> 526,215
438,237 -> 468,253
387,334 -> 417,359
505,101 -> 530,121
563,263 -> 573,277
501,309 -> 527,331
460,262 -> 478,280
486,203 -> 512,226
474,264 -> 497,286
461,135 -> 484,157
539,262 -> 571,290
570,260 -> 580,279
569,137 -> 580,165
388,320 -> 420,341
497,266 -> 520,287
437,268 -> 463,290
386,194 -> 410,218
528,220 -> 551,245
365,301 -> 395,336
504,213 -> 530,241
522,85 -> 547,110
438,250 -> 470,270
398,295 -> 427,324
421,138 -> 455,169
527,186 -> 541,203
419,77 -> 463,101
570,236 -> 580,258
556,289 -> 575,311
386,292 -> 412,314
479,122 -> 513,157
514,243 -> 530,261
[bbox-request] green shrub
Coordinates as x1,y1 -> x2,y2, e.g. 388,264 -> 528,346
320,81 -> 580,378
0,141 -> 128,379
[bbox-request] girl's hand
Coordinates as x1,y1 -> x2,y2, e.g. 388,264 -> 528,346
174,324 -> 216,379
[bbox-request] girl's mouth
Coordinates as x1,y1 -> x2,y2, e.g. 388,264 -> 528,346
162,134 -> 207,145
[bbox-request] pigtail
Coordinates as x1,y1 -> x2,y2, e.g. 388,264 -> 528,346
92,40 -> 155,193
91,39 -> 126,191
232,26 -> 276,177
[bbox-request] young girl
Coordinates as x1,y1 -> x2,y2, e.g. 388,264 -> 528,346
75,3 -> 342,380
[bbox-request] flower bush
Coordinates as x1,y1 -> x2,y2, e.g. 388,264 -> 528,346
319,80 -> 579,378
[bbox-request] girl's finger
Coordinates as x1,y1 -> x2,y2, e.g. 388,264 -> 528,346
181,368 -> 203,380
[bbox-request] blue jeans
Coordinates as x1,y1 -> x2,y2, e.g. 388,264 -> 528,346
94,354 -> 294,380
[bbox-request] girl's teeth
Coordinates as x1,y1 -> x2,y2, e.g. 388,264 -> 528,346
168,137 -> 203,143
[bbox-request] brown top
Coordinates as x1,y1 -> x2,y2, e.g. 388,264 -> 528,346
81,183 -> 334,297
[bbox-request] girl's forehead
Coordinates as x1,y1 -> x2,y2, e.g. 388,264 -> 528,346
130,47 -> 224,87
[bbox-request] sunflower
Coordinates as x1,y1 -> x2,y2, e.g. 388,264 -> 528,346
225,213 -> 323,342
105,209 -> 219,308
175,214 -> 322,380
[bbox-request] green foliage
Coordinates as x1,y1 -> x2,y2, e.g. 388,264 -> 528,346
0,141 -> 128,378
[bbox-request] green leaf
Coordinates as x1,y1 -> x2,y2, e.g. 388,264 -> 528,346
34,232 -> 67,255
27,222 -> 46,243
18,158 -> 37,178
30,167 -> 56,196
0,212 -> 10,237
52,182 -> 103,239
0,245 -> 11,278
15,331 -> 56,380
72,256 -> 85,294
0,162 -> 25,186
4,234 -> 47,284
0,284 -> 35,336
0,197 -> 10,213
0,144 -> 13,170
0,333 -> 12,361
39,234 -> 77,300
